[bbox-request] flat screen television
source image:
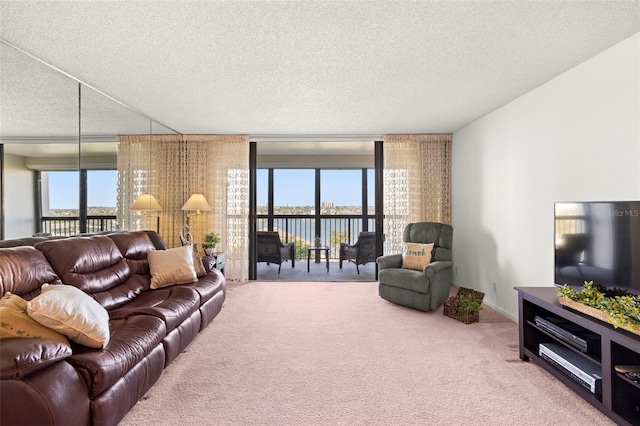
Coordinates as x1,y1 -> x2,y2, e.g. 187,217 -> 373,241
555,201 -> 640,294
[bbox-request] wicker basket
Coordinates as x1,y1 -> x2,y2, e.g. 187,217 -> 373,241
443,287 -> 485,324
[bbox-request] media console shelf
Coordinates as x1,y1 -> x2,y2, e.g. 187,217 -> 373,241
516,287 -> 640,426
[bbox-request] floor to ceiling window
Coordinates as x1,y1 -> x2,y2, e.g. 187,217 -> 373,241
257,167 -> 375,260
250,140 -> 381,281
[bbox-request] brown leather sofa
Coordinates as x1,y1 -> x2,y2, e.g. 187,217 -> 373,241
0,230 -> 226,426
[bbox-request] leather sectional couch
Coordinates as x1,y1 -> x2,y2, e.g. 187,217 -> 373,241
0,230 -> 226,426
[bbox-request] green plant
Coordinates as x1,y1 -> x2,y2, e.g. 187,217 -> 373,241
202,231 -> 220,249
330,231 -> 349,246
557,281 -> 640,330
450,294 -> 483,315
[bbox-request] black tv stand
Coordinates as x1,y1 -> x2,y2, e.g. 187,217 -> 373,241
516,287 -> 640,426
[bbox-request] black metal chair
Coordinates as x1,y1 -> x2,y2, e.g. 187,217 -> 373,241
257,231 -> 295,273
339,232 -> 376,274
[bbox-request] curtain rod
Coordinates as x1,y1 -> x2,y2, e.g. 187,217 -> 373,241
249,135 -> 384,142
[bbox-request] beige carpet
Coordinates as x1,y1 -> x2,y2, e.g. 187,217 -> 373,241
120,281 -> 613,426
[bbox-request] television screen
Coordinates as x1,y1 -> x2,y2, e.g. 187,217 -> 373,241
555,201 -> 640,294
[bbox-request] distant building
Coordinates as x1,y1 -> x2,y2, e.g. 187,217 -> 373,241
322,201 -> 334,209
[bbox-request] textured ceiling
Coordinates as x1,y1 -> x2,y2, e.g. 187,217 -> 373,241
1,0 -> 639,141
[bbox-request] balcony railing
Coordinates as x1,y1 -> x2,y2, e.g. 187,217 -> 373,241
41,215 -> 118,237
257,214 -> 375,259
40,214 -> 373,258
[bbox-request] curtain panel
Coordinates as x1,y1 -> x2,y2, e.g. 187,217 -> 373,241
382,134 -> 452,255
117,134 -> 250,282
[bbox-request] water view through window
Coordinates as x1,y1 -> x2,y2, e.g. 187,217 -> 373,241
257,168 -> 375,258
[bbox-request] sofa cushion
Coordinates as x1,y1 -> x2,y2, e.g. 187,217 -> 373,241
181,269 -> 226,305
110,285 -> 200,332
0,246 -> 60,299
90,274 -> 149,311
0,338 -> 72,380
0,235 -> 65,249
0,292 -> 69,345
108,231 -> 156,275
35,236 -> 132,295
27,284 -> 111,348
148,246 -> 198,289
67,314 -> 166,398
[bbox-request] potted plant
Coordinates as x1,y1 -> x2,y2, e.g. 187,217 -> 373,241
202,231 -> 220,256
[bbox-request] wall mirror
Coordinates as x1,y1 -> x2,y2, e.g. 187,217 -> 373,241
1,41 -> 175,239
1,41 -> 80,239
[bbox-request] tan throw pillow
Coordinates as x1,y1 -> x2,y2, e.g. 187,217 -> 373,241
0,292 -> 70,346
27,284 -> 110,348
401,242 -> 434,271
148,245 -> 198,289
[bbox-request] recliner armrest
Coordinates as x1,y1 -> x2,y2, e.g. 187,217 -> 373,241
423,261 -> 453,278
376,253 -> 402,269
0,338 -> 72,380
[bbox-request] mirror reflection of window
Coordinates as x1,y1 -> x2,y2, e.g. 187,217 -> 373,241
555,203 -> 586,237
42,171 -> 79,236
42,170 -> 118,235
45,171 -> 80,217
87,170 -> 117,233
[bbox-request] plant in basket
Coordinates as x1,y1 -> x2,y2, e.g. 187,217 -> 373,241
443,287 -> 484,324
557,281 -> 640,334
450,294 -> 483,315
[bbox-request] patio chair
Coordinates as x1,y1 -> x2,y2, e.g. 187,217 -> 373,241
257,231 -> 295,273
339,231 -> 376,274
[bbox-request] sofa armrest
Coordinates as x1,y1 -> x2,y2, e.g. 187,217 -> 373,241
0,338 -> 72,380
376,253 -> 402,270
423,261 -> 453,278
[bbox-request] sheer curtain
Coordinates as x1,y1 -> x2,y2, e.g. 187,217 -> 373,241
382,134 -> 452,254
117,134 -> 250,282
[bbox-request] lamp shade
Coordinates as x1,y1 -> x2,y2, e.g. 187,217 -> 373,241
181,193 -> 212,212
130,194 -> 162,211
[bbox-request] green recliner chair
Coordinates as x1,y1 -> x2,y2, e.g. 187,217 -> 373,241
377,222 -> 453,312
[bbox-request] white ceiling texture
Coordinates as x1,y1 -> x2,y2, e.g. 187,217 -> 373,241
1,0 -> 638,152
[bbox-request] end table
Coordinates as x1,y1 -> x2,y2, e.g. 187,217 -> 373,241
203,251 -> 226,275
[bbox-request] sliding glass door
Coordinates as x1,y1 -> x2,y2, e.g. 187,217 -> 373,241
249,140 -> 383,280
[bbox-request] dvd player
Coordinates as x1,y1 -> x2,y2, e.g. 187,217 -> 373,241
534,315 -> 600,354
539,343 -> 602,395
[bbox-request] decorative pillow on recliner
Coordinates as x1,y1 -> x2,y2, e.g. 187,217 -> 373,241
148,245 -> 198,289
401,242 -> 434,271
27,284 -> 110,348
0,292 -> 70,346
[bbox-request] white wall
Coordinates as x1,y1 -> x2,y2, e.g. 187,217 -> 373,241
4,153 -> 36,238
451,34 -> 640,321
